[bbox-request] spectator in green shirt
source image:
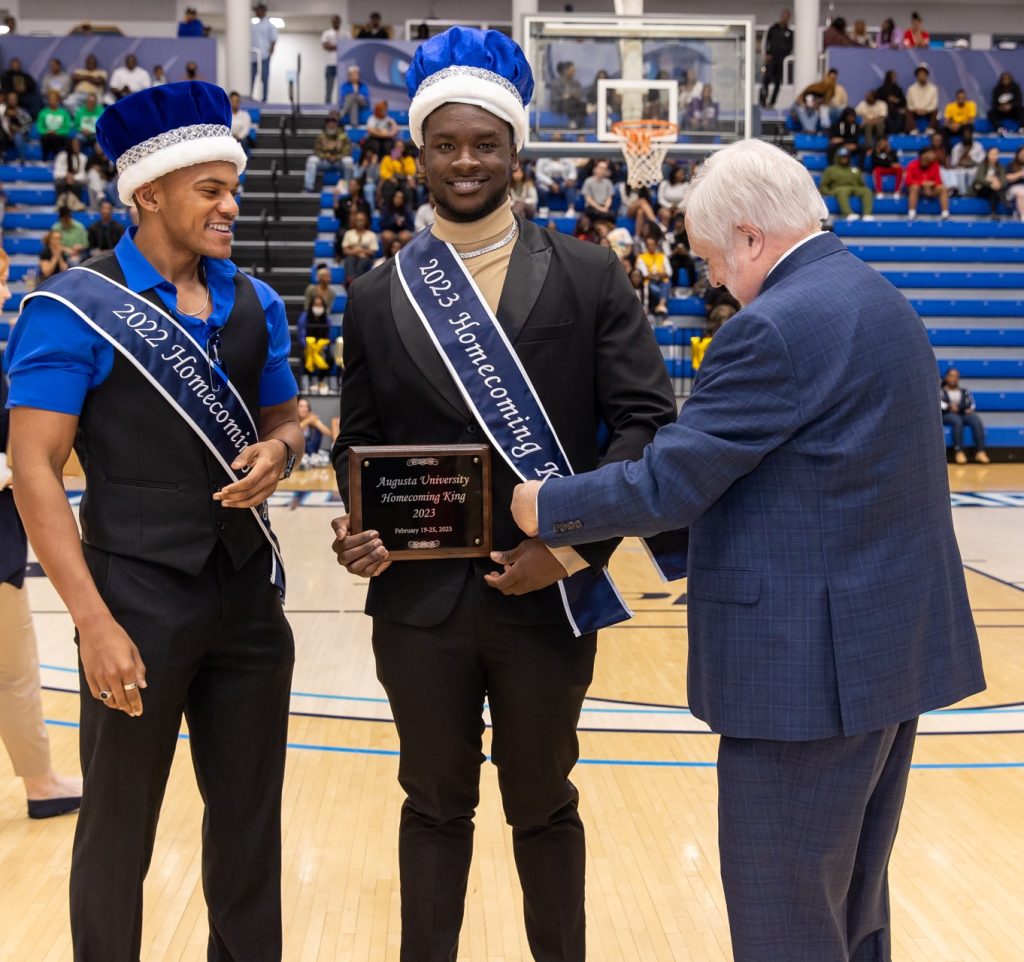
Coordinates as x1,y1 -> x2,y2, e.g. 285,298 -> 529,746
50,206 -> 89,265
820,147 -> 875,222
35,90 -> 73,161
72,92 -> 104,148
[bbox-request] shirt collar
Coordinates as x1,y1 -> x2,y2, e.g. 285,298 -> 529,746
114,227 -> 238,329
766,230 -> 824,281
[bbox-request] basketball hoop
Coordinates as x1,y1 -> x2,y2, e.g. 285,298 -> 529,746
611,119 -> 679,189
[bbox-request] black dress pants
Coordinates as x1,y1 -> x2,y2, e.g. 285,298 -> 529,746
372,572 -> 597,962
718,719 -> 918,962
71,543 -> 294,962
760,59 -> 784,107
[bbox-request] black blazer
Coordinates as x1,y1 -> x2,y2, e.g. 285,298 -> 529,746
333,216 -> 677,628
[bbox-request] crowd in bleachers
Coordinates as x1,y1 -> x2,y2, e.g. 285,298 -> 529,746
302,114 -> 706,324
0,44 -> 269,295
789,64 -> 1024,221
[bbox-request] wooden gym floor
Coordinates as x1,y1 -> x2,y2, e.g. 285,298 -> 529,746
1,464 -> 1022,961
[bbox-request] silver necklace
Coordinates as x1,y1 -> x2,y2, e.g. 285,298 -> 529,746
457,222 -> 518,261
178,268 -> 210,317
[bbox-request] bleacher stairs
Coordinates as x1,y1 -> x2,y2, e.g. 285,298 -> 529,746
237,108 -> 330,383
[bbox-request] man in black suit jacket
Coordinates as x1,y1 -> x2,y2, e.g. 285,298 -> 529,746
330,27 -> 677,962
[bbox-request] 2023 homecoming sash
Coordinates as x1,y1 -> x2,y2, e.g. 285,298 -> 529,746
395,227 -> 686,636
21,265 -> 286,596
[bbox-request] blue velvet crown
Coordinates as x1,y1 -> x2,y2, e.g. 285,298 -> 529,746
405,26 -> 534,107
96,81 -> 233,167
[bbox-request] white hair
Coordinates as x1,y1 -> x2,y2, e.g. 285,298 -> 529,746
685,139 -> 827,253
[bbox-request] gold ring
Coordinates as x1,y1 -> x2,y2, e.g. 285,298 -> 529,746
123,682 -> 138,691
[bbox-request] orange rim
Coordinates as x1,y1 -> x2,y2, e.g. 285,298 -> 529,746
611,119 -> 678,149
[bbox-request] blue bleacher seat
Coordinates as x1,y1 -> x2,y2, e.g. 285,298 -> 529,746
928,328 -> 1024,348
794,134 -> 829,151
5,188 -> 57,205
3,237 -> 47,255
311,265 -> 346,284
2,292 -> 26,312
0,164 -> 54,183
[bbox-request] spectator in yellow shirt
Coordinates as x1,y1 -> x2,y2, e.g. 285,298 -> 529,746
378,141 -> 419,210
942,89 -> 977,142
636,235 -> 671,316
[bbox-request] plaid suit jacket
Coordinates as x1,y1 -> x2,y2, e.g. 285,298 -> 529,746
540,231 -> 985,740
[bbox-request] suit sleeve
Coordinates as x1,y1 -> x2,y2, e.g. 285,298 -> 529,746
572,249 -> 679,571
331,283 -> 387,508
539,309 -> 803,545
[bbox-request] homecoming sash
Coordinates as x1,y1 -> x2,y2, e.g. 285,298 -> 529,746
21,265 -> 286,596
395,228 -> 686,636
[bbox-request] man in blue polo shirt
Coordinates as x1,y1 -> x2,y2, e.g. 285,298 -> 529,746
4,81 -> 301,962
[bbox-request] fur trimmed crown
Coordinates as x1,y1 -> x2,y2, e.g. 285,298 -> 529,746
96,82 -> 247,207
406,27 -> 534,150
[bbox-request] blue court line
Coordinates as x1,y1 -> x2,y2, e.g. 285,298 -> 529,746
40,718 -> 1024,769
38,666 -> 1024,716
42,691 -> 1024,735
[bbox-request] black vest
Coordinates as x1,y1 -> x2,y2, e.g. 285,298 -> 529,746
74,253 -> 269,575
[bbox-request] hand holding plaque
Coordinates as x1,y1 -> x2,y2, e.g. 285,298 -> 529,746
347,445 -> 492,560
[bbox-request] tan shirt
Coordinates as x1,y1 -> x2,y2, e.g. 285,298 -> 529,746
431,200 -> 516,314
430,202 -> 588,576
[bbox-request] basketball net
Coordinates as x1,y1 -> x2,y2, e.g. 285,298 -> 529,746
612,120 -> 678,189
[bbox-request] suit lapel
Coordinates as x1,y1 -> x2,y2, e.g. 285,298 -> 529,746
387,218 -> 554,419
389,263 -> 469,419
497,218 -> 553,345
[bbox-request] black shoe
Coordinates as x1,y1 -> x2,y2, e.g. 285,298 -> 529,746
27,796 -> 82,819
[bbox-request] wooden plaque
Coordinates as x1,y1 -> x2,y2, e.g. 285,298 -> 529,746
348,445 -> 492,560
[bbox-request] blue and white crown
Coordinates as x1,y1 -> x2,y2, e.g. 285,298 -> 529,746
96,82 -> 247,207
406,27 -> 535,150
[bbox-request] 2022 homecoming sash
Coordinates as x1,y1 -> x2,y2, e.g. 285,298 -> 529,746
21,265 -> 286,596
395,227 -> 686,636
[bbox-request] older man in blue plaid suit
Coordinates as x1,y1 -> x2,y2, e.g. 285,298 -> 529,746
511,139 -> 986,962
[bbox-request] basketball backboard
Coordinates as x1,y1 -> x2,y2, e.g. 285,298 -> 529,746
521,14 -> 756,156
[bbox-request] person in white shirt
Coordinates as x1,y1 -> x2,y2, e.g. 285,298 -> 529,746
509,168 -> 538,219
657,165 -> 690,214
229,91 -> 253,155
679,68 -> 704,110
321,15 -> 341,104
364,100 -> 399,157
414,195 -> 436,233
250,2 -> 278,103
341,210 -> 379,285
854,89 -> 888,148
947,128 -> 984,196
41,59 -> 71,100
905,65 -> 938,133
107,54 -> 151,101
151,65 -> 168,87
52,139 -> 88,206
534,154 -> 578,214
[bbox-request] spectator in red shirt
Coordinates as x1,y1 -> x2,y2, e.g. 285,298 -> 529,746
905,147 -> 950,220
902,12 -> 930,48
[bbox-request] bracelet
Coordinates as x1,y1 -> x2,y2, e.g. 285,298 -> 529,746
270,437 -> 293,461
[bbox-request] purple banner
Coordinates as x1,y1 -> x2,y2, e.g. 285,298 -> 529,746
826,48 -> 1024,111
0,36 -> 216,88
